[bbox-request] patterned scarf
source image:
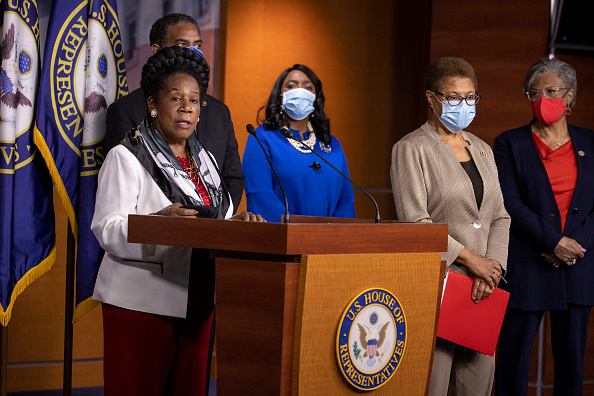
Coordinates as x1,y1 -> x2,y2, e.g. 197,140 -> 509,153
122,118 -> 229,218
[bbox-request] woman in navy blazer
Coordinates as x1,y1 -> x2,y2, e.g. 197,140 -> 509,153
494,58 -> 593,396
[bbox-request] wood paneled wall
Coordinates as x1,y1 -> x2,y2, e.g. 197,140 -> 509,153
430,0 -> 594,146
224,0 -> 594,219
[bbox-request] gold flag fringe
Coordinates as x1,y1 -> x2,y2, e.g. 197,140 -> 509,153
72,297 -> 100,324
33,125 -> 103,323
33,124 -> 79,237
0,247 -> 57,326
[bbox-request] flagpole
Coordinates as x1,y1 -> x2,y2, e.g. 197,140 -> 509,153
1,324 -> 7,396
63,224 -> 75,396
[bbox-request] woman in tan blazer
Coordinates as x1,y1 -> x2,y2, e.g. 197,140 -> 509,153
390,57 -> 510,396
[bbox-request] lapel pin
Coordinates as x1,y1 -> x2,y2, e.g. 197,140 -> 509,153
480,150 -> 487,157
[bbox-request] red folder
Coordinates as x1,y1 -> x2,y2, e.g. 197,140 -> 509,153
436,271 -> 510,356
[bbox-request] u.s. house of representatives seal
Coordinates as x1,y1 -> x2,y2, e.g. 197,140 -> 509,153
336,288 -> 407,391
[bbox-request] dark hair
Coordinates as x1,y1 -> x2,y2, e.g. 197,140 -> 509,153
523,57 -> 577,108
141,46 -> 210,105
149,13 -> 200,47
425,57 -> 478,92
257,64 -> 331,145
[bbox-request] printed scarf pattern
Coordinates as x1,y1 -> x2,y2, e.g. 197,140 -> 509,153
121,118 -> 229,218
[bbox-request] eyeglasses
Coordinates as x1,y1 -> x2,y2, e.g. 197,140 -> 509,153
433,91 -> 481,106
525,87 -> 570,102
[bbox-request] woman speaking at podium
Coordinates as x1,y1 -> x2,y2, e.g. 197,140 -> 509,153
91,46 -> 263,395
242,64 -> 356,222
390,57 -> 510,395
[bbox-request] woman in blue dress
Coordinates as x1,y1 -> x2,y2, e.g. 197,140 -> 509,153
243,64 -> 356,222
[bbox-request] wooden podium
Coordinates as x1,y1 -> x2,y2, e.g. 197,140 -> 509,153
128,215 -> 447,395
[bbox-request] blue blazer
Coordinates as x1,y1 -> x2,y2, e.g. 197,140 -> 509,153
494,123 -> 594,311
242,125 -> 355,222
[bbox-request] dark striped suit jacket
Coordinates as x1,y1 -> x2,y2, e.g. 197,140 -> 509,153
494,123 -> 594,311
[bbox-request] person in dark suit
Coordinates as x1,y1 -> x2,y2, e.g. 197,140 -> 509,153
494,58 -> 593,396
105,13 -> 244,209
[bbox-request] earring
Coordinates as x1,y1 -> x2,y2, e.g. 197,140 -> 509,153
566,107 -> 572,115
150,109 -> 158,118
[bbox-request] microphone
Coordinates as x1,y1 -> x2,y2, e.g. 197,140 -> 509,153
246,124 -> 290,223
281,127 -> 381,223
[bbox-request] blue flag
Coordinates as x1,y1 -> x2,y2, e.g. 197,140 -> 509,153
0,0 -> 56,325
33,0 -> 127,322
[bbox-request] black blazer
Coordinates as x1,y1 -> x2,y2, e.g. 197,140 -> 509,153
104,88 -> 245,210
494,123 -> 594,311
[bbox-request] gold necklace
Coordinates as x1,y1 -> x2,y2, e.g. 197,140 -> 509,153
182,146 -> 201,184
285,121 -> 316,153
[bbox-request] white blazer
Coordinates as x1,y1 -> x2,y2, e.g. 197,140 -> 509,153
91,145 -> 233,318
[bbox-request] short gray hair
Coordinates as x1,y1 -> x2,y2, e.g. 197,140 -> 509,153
523,58 -> 577,108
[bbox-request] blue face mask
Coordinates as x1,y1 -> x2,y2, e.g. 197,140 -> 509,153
188,46 -> 204,57
433,95 -> 476,133
282,88 -> 316,121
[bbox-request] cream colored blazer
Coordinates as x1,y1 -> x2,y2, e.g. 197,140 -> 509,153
391,122 -> 510,273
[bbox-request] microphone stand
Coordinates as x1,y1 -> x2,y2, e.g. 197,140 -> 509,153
281,127 -> 381,223
246,124 -> 290,223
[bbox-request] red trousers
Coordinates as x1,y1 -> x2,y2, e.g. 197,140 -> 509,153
102,303 -> 213,396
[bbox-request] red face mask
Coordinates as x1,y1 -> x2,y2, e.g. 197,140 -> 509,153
531,96 -> 566,126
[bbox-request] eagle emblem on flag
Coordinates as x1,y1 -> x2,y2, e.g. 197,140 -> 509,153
1,23 -> 32,109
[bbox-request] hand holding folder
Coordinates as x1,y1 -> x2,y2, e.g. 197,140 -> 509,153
436,271 -> 510,356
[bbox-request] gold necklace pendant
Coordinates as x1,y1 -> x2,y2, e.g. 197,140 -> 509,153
286,121 -> 316,153
184,147 -> 201,184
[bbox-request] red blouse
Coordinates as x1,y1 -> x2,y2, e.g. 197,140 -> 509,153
177,156 -> 211,206
532,132 -> 577,231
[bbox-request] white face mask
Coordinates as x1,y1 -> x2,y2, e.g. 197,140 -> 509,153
281,88 -> 316,121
